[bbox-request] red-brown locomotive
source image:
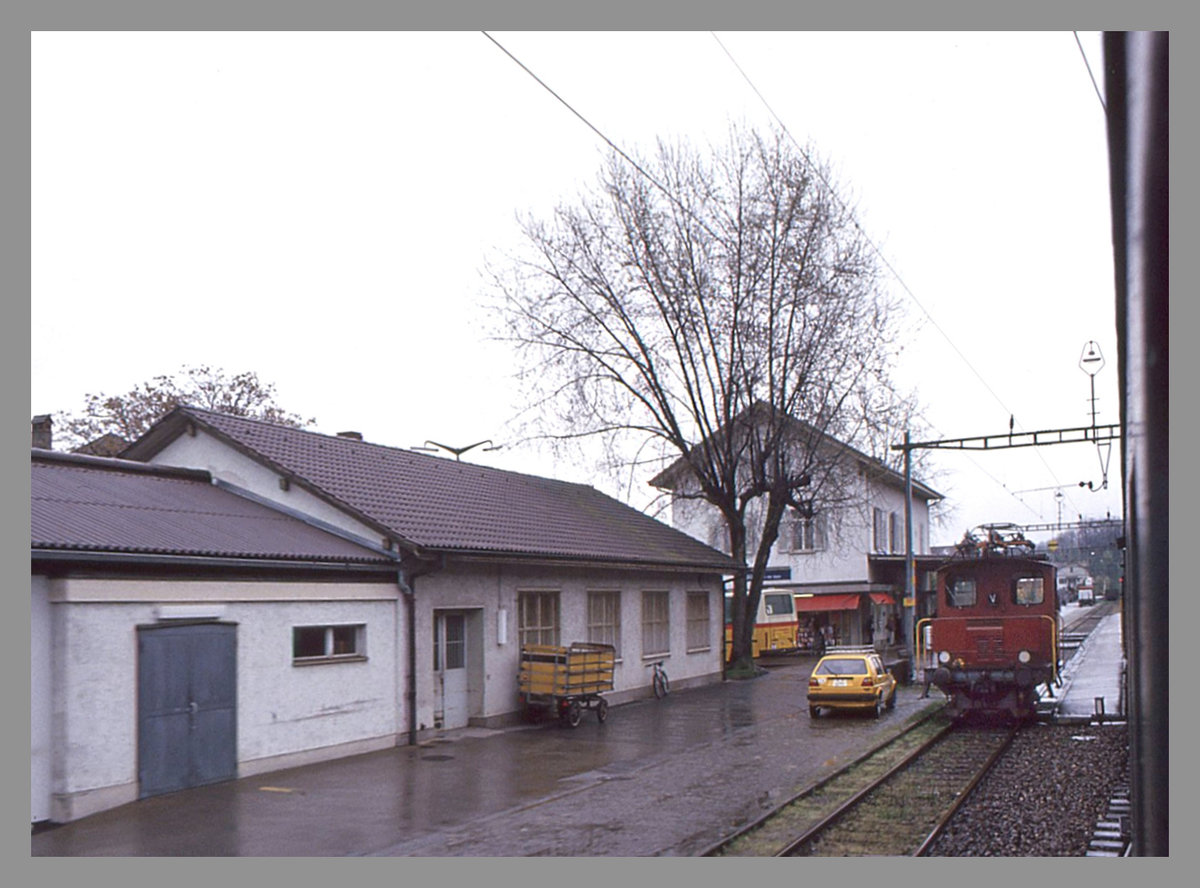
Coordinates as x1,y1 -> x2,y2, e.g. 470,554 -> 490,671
920,525 -> 1060,721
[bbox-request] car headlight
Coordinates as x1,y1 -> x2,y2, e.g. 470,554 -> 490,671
938,650 -> 951,664
1017,649 -> 1032,664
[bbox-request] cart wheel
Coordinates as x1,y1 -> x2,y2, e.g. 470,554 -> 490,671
562,699 -> 582,728
596,698 -> 609,723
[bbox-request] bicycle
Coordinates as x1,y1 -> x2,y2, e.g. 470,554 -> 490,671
648,660 -> 669,698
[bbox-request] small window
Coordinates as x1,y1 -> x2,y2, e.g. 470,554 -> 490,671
946,577 -> 977,608
293,624 -> 365,663
642,590 -> 670,657
588,591 -> 621,658
519,591 -> 560,648
1013,577 -> 1045,605
763,593 -> 794,617
686,591 -> 711,652
791,514 -> 824,552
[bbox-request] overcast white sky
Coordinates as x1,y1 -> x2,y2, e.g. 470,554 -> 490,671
30,31 -> 1125,545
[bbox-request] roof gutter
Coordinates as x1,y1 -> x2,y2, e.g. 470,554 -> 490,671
30,548 -> 394,573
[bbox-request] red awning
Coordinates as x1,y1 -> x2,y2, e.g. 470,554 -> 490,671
794,593 -> 861,612
870,593 -> 895,606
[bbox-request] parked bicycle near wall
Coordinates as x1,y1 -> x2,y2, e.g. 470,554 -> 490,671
647,660 -> 669,698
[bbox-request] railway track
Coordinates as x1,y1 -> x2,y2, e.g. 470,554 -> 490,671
706,716 -> 1016,857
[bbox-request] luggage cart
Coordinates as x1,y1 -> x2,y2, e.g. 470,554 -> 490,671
518,642 -> 615,727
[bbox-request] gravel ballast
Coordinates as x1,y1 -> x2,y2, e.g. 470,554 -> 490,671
925,721 -> 1129,856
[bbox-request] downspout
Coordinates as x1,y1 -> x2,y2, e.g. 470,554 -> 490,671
395,566 -> 419,747
395,553 -> 445,746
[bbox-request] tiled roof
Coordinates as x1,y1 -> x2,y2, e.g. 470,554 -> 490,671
31,451 -> 393,565
126,408 -> 740,572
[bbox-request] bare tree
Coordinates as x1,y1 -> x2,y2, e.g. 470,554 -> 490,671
491,126 -> 915,673
53,364 -> 315,452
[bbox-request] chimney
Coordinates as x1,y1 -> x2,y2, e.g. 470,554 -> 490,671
32,415 -> 52,450
337,431 -> 363,441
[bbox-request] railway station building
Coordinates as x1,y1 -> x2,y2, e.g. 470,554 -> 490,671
31,409 -> 738,825
651,411 -> 942,664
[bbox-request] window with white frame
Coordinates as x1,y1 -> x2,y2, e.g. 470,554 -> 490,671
642,590 -> 670,656
518,591 -> 560,647
790,512 -> 825,552
686,591 -> 711,651
587,591 -> 621,657
293,624 -> 365,664
873,507 -> 887,553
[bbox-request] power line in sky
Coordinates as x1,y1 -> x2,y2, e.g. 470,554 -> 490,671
709,31 -> 1088,509
1073,31 -> 1108,114
483,31 -> 1095,521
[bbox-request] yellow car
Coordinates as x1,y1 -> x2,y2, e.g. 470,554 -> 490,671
807,650 -> 897,718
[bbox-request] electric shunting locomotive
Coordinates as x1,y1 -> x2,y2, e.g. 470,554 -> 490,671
919,524 -> 1060,721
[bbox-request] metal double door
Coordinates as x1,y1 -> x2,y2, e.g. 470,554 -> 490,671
137,622 -> 237,798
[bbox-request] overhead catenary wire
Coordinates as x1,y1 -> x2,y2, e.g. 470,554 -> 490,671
1073,31 -> 1107,114
483,31 -> 1086,522
710,31 -> 1090,515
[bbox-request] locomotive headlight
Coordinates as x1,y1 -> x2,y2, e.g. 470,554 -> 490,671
1017,649 -> 1032,664
938,650 -> 951,664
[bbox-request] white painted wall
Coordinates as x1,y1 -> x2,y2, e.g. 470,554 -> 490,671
412,562 -> 724,731
669,469 -> 933,588
31,576 -> 53,823
43,577 -> 401,822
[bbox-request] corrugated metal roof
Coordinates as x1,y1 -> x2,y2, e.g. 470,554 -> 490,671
31,453 -> 393,564
126,408 -> 741,572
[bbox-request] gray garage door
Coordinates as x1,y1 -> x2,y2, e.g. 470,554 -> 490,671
137,622 -> 237,798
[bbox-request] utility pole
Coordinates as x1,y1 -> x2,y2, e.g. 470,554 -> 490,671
903,431 -> 916,681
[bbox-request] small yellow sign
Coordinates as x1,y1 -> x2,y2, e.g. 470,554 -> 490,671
903,597 -> 915,607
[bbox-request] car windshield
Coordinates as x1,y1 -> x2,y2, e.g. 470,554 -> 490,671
815,658 -> 868,676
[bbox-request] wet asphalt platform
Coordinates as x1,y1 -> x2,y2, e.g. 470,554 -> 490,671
32,613 -> 1122,856
33,655 -> 941,857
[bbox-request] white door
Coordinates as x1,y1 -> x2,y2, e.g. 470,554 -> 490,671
434,612 -> 469,729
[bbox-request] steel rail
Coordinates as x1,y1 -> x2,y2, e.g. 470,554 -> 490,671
782,724 -> 1017,854
773,722 -> 956,856
698,705 -> 946,857
912,727 -> 1019,856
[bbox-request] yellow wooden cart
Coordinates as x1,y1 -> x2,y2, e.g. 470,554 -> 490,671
518,642 -> 615,727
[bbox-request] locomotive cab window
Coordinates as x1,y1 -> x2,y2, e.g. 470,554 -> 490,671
945,577 -> 977,608
1012,576 -> 1045,605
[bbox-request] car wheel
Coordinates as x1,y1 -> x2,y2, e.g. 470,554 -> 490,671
887,687 -> 897,710
873,695 -> 884,718
809,705 -> 820,718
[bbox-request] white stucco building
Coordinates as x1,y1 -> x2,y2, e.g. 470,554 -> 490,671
652,415 -> 942,660
32,409 -> 737,826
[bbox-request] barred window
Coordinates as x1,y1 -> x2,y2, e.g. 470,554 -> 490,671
587,591 -> 621,657
642,590 -> 670,657
518,591 -> 559,647
686,591 -> 711,652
